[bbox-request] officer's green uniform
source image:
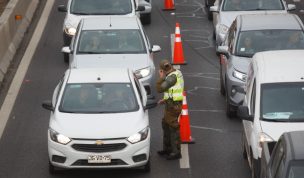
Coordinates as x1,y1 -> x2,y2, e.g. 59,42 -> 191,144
157,68 -> 184,156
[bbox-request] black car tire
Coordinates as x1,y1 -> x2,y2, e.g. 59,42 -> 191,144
64,53 -> 69,63
49,162 -> 57,174
141,14 -> 151,25
142,159 -> 151,173
220,65 -> 225,96
225,82 -> 235,118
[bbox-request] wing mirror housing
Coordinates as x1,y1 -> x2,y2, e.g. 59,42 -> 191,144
144,99 -> 157,110
287,4 -> 296,11
237,106 -> 254,121
150,45 -> 161,53
42,100 -> 54,111
61,46 -> 72,54
137,5 -> 145,12
58,5 -> 67,12
210,6 -> 219,12
217,45 -> 229,55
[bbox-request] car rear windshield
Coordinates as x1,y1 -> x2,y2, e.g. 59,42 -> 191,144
59,83 -> 139,113
235,30 -> 304,57
77,30 -> 146,54
288,161 -> 304,178
222,0 -> 284,11
70,0 -> 132,15
261,82 -> 304,122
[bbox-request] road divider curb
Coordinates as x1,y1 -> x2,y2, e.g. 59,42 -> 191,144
0,0 -> 39,82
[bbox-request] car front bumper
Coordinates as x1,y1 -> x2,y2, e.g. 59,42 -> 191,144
48,132 -> 150,169
226,74 -> 246,108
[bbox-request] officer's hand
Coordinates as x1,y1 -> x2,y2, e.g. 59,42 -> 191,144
159,70 -> 165,79
158,99 -> 165,105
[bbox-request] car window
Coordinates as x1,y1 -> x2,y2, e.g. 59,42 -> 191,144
70,0 -> 132,15
228,21 -> 236,54
261,82 -> 304,122
250,80 -> 256,115
222,0 -> 284,11
288,161 -> 304,178
59,83 -> 139,113
52,78 -> 64,107
77,30 -> 146,54
134,76 -> 143,104
236,30 -> 304,58
271,140 -> 284,176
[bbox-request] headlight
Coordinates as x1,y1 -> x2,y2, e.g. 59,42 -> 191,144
127,127 -> 149,144
219,24 -> 229,34
49,129 -> 71,145
135,67 -> 151,79
259,132 -> 274,147
64,27 -> 76,36
232,70 -> 247,82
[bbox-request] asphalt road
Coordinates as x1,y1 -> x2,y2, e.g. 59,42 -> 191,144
1,0 -> 303,177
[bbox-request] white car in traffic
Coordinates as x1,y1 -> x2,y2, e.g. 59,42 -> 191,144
42,68 -> 157,173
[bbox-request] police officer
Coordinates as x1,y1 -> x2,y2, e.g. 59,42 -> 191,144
156,60 -> 184,160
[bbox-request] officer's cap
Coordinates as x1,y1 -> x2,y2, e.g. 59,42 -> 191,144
159,60 -> 172,71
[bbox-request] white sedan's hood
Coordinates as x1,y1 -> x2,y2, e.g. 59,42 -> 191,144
260,121 -> 304,141
72,54 -> 149,71
50,111 -> 148,139
219,10 -> 286,28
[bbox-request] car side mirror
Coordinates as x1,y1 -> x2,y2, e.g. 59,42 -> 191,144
150,45 -> 161,53
237,106 -> 253,121
42,100 -> 54,111
210,6 -> 219,12
144,99 -> 157,110
137,5 -> 145,12
217,45 -> 229,55
287,4 -> 296,11
61,46 -> 72,54
58,5 -> 67,12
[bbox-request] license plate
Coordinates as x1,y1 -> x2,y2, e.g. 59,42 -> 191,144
88,155 -> 111,163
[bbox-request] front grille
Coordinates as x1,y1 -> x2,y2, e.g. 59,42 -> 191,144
72,159 -> 127,166
71,143 -> 127,153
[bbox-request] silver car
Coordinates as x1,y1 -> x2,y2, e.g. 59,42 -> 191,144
57,0 -> 145,52
62,16 -> 161,97
218,14 -> 304,117
210,0 -> 295,50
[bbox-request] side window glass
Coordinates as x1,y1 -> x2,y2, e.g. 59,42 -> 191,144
228,21 -> 236,53
71,23 -> 81,50
52,78 -> 64,107
134,76 -> 143,104
250,80 -> 256,115
142,28 -> 150,50
271,141 -> 284,176
275,155 -> 285,178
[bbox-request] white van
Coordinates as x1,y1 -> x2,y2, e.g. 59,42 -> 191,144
238,50 -> 304,177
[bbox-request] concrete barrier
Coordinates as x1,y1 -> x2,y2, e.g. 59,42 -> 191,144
0,0 -> 39,82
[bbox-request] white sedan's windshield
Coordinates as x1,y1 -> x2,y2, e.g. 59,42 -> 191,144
236,30 -> 304,57
70,0 -> 132,15
261,83 -> 304,121
77,30 -> 146,54
60,83 -> 139,113
222,0 -> 284,11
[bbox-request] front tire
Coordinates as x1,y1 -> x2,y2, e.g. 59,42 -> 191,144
141,14 -> 151,25
220,65 -> 225,96
63,53 -> 69,63
225,82 -> 235,118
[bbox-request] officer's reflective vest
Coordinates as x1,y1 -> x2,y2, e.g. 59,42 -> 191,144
163,70 -> 184,101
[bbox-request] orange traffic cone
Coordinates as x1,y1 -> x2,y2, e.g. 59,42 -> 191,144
172,23 -> 187,65
163,0 -> 175,10
179,91 -> 195,144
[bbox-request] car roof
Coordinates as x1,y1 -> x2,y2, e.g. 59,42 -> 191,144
253,50 -> 304,83
81,16 -> 140,30
67,68 -> 132,83
238,14 -> 303,31
284,131 -> 304,160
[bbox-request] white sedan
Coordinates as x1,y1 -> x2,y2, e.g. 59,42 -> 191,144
42,68 -> 157,173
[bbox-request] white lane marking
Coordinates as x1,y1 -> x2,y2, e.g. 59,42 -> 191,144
189,109 -> 225,113
180,144 -> 190,168
0,0 -> 55,139
191,125 -> 224,133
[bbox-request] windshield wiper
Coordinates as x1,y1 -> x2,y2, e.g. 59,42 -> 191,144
262,118 -> 290,122
71,12 -> 92,15
78,51 -> 101,54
